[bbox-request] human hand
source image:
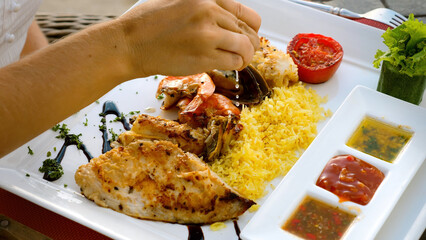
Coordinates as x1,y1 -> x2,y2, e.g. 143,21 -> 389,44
117,0 -> 261,77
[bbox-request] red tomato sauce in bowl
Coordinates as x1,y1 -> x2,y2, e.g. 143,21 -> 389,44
316,155 -> 385,205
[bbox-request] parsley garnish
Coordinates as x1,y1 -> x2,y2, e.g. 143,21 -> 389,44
83,118 -> 88,126
128,111 -> 140,115
68,134 -> 83,149
27,146 -> 34,155
39,159 -> 64,181
109,128 -> 119,142
42,124 -> 84,181
52,124 -> 61,131
52,123 -> 83,147
114,113 -> 125,122
157,93 -> 165,100
52,123 -> 70,139
99,124 -> 106,131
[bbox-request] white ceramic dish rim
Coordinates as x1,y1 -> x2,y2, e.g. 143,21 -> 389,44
1,0 -> 425,239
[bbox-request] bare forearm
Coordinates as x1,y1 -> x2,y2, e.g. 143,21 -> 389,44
20,20 -> 49,58
0,20 -> 131,157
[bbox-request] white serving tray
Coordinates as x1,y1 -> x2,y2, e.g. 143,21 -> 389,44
241,86 -> 426,240
1,0 -> 425,239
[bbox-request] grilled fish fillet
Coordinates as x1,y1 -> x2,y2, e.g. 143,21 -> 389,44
115,114 -> 208,156
75,139 -> 254,224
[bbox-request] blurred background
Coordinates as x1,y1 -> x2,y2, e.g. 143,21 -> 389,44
38,0 -> 425,22
39,0 -> 138,15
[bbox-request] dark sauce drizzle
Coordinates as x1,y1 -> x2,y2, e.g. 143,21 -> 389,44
43,134 -> 93,181
186,221 -> 241,240
187,225 -> 204,240
233,220 -> 241,240
99,101 -> 131,153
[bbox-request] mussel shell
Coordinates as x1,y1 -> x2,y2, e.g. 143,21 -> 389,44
207,65 -> 271,105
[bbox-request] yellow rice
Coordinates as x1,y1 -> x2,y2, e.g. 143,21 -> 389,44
209,82 -> 330,200
210,222 -> 227,231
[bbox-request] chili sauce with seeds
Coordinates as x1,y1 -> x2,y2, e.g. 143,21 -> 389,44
282,196 -> 355,240
316,155 -> 385,205
346,116 -> 412,162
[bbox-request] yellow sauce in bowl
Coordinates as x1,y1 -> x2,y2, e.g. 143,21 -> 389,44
346,116 -> 412,163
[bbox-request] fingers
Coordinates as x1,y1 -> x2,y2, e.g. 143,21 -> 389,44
216,0 -> 261,32
169,49 -> 243,76
215,28 -> 255,70
216,9 -> 260,52
207,50 -> 244,71
211,1 -> 260,69
118,0 -> 262,77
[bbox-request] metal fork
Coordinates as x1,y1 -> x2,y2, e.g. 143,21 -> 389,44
288,0 -> 407,28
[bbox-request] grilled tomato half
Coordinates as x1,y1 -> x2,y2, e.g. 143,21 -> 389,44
287,33 -> 343,84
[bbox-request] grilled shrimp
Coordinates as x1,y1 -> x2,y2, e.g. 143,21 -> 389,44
178,93 -> 240,128
156,73 -> 215,109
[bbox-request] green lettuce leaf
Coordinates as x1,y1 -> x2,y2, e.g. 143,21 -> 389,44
373,14 -> 426,77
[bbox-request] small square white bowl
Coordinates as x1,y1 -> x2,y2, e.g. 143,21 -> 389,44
241,85 -> 426,240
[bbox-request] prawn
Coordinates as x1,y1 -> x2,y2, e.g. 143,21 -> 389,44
178,93 -> 240,127
156,73 -> 215,109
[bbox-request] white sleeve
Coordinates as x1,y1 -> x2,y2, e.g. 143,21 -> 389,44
0,0 -> 43,67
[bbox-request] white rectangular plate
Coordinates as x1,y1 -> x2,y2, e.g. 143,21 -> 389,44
1,0 -> 425,239
241,86 -> 426,240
